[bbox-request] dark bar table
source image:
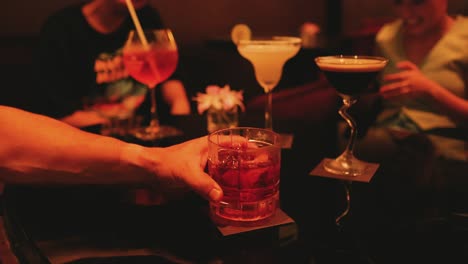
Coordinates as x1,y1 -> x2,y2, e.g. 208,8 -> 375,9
1,112 -> 468,264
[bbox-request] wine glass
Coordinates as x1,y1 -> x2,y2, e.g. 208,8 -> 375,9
237,36 -> 302,130
122,29 -> 181,141
315,55 -> 388,176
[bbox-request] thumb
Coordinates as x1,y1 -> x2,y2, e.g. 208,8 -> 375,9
184,169 -> 223,202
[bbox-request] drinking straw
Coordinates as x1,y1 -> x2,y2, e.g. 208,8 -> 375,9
124,0 -> 149,48
124,0 -> 162,125
124,0 -> 167,90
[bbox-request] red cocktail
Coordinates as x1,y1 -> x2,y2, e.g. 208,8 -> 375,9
208,127 -> 281,225
123,47 -> 178,88
122,29 -> 181,141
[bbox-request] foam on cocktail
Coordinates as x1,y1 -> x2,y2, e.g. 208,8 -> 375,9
315,56 -> 388,97
316,57 -> 387,72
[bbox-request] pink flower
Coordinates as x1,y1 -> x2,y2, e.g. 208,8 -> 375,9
193,85 -> 245,114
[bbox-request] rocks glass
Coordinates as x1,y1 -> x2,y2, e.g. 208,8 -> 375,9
207,127 -> 281,226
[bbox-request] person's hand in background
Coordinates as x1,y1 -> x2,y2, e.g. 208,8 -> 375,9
380,61 -> 438,100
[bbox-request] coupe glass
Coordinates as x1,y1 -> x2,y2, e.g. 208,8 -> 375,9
122,29 -> 181,140
315,55 -> 388,176
237,36 -> 302,130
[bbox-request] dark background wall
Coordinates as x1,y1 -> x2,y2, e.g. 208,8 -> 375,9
0,0 -> 466,111
2,0 -> 466,43
1,0 -> 327,47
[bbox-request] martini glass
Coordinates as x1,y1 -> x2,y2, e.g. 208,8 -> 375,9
237,36 -> 302,130
315,55 -> 387,226
315,55 -> 388,176
122,29 -> 181,141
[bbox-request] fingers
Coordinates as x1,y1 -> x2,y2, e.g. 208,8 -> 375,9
380,81 -> 411,99
380,80 -> 409,92
396,61 -> 417,70
383,71 -> 407,82
383,60 -> 417,83
171,135 -> 223,202
184,169 -> 223,202
380,60 -> 418,99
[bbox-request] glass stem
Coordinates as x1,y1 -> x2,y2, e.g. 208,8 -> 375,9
149,88 -> 160,129
265,90 -> 273,130
339,97 -> 357,157
336,180 -> 352,227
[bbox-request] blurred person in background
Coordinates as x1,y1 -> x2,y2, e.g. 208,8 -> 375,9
374,0 -> 468,133
32,0 -> 190,129
338,0 -> 468,223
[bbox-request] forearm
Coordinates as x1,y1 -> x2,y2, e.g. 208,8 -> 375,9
162,80 -> 191,115
59,110 -> 108,128
0,106 -> 153,185
170,100 -> 191,115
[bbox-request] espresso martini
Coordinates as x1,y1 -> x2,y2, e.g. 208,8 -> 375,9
314,55 -> 388,176
315,56 -> 388,98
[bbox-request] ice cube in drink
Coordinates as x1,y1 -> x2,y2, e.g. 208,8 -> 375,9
208,139 -> 281,226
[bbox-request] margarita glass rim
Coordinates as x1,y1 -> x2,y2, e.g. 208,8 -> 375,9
238,36 -> 302,45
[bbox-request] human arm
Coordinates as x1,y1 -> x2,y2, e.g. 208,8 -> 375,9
380,61 -> 468,125
0,106 -> 222,202
59,110 -> 108,128
161,79 -> 191,115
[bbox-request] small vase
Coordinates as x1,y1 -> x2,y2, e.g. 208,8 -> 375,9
206,107 -> 239,133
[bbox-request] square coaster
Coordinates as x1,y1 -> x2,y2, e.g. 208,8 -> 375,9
279,133 -> 294,149
215,208 -> 295,236
309,158 -> 379,183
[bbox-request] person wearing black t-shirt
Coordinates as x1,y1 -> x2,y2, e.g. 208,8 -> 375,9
33,0 -> 190,128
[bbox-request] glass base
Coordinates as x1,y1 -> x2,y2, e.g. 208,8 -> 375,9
209,192 -> 279,227
131,125 -> 183,141
323,153 -> 367,177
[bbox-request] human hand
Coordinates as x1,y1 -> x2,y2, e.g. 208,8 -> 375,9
140,136 -> 223,204
380,61 -> 435,100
